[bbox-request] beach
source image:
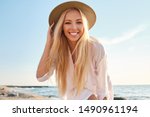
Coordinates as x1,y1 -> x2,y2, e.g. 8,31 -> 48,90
0,85 -> 128,100
0,86 -> 50,100
3,85 -> 150,100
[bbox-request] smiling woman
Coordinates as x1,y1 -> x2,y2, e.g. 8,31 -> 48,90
63,8 -> 84,53
36,1 -> 113,100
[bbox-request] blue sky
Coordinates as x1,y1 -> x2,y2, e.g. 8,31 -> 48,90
0,0 -> 150,86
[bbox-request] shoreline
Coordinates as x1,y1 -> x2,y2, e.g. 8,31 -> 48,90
0,85 -> 126,100
0,85 -> 53,100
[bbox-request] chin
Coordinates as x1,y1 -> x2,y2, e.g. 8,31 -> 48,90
69,38 -> 79,42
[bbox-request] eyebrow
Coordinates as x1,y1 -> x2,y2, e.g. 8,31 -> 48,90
64,19 -> 82,22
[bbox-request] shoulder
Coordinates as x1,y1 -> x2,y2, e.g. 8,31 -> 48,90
89,36 -> 105,58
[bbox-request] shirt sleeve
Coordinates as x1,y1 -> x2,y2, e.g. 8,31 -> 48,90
95,53 -> 113,100
37,60 -> 56,82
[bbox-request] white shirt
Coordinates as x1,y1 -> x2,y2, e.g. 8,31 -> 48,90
37,38 -> 113,100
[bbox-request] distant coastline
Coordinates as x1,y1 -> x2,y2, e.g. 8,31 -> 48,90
6,85 -> 50,88
1,85 -> 150,100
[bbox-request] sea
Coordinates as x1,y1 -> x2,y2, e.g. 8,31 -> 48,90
11,85 -> 150,100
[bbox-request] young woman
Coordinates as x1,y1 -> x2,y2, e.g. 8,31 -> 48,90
36,1 -> 113,100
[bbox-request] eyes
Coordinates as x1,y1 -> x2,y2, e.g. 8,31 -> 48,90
64,21 -> 83,25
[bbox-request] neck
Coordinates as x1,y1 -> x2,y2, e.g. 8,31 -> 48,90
67,40 -> 77,53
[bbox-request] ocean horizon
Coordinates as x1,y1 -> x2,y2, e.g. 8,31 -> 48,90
5,84 -> 150,100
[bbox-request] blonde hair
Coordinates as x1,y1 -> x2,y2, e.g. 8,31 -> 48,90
47,8 -> 90,96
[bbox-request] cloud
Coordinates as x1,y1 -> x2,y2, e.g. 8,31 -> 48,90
98,25 -> 146,45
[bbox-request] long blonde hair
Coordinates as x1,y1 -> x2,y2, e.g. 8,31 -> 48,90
47,8 -> 90,96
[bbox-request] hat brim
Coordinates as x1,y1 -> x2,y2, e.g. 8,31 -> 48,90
49,1 -> 96,30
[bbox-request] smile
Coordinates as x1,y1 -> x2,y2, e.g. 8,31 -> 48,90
69,32 -> 78,36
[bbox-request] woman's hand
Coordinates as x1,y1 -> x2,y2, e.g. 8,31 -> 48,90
47,22 -> 54,43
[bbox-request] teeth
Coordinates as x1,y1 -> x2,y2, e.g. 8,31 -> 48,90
70,32 -> 78,36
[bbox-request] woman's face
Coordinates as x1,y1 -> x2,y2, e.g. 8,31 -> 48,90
63,9 -> 84,43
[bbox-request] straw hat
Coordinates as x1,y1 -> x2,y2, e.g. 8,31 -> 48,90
49,1 -> 96,30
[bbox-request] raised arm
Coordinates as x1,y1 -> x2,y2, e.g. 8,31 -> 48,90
36,23 -> 54,79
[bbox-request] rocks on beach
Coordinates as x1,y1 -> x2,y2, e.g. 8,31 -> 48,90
0,86 -> 126,100
0,86 -> 49,100
114,97 -> 126,100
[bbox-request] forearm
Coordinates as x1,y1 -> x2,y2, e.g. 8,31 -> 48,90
36,38 -> 52,78
36,24 -> 54,79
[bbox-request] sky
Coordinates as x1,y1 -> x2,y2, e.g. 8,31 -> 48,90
0,0 -> 150,86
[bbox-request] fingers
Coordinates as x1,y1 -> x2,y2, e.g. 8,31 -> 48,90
50,22 -> 54,29
47,22 -> 55,41
48,22 -> 55,34
49,22 -> 54,31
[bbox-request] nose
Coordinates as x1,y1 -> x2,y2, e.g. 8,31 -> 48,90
71,23 -> 77,30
